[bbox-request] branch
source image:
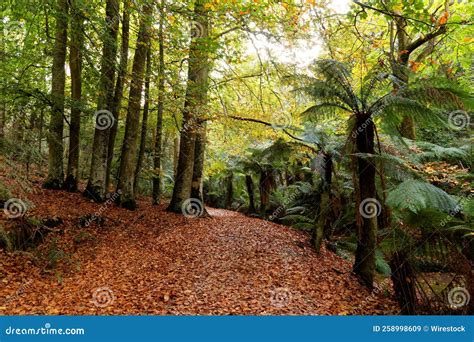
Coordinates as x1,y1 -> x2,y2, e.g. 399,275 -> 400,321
226,115 -> 319,152
406,25 -> 447,54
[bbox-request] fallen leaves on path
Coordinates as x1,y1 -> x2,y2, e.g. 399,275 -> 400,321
0,185 -> 398,315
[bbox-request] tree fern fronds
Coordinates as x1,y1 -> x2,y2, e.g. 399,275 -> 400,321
386,179 -> 459,214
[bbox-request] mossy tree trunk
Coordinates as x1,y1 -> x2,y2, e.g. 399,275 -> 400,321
167,0 -> 209,213
152,0 -> 165,205
84,0 -> 119,201
64,0 -> 83,192
116,3 -> 152,210
133,47 -> 151,194
106,0 -> 130,189
43,0 -> 68,189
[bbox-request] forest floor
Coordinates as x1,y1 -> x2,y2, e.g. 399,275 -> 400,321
0,175 -> 399,315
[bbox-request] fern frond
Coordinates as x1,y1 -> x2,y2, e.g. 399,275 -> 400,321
386,179 -> 458,214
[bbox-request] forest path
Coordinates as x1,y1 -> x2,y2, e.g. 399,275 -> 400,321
0,187 -> 397,314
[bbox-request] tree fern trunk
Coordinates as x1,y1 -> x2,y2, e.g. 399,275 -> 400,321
245,174 -> 256,214
353,117 -> 377,289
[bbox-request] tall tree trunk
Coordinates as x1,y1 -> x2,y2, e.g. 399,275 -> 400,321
173,135 -> 179,177
106,0 -> 130,189
224,172 -> 233,209
353,117 -> 377,289
134,47 -> 151,194
84,0 -> 119,202
312,153 -> 333,253
43,0 -> 68,189
390,250 -> 417,314
190,124 -> 210,217
64,0 -> 83,192
167,0 -> 210,213
152,0 -> 165,205
39,108 -> 44,154
259,169 -> 276,214
245,174 -> 256,214
116,3 -> 152,210
0,102 -> 5,150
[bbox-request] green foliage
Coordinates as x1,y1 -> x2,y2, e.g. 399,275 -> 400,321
387,179 -> 458,214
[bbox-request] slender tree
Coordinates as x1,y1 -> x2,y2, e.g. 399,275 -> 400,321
152,0 -> 165,205
134,47 -> 152,193
106,0 -> 130,189
43,0 -> 68,189
64,0 -> 83,192
116,3 -> 152,209
84,0 -> 119,201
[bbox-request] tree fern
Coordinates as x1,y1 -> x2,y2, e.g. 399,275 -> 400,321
386,179 -> 458,214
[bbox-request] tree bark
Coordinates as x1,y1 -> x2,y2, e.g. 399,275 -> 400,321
167,0 -> 209,213
85,0 -> 119,201
0,102 -> 5,150
390,250 -> 417,314
106,0 -> 130,189
134,46 -> 151,194
64,0 -> 83,192
43,0 -> 68,189
245,174 -> 256,214
259,169 -> 276,214
152,0 -> 165,205
312,153 -> 333,253
353,117 -> 377,289
116,3 -> 152,210
224,172 -> 233,209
